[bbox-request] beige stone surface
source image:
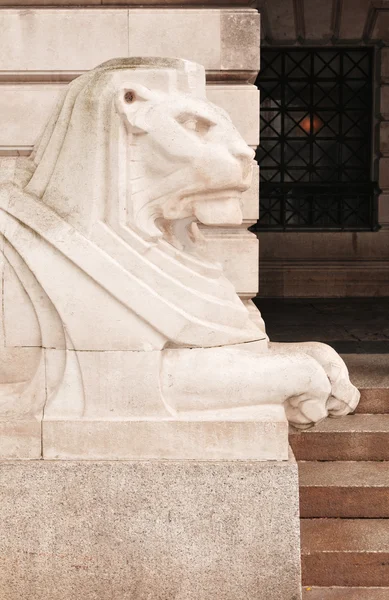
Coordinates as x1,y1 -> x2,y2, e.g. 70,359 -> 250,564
0,458 -> 302,599
220,10 -> 260,71
241,162 -> 259,222
0,85 -> 64,147
0,420 -> 41,459
0,10 -> 128,70
3,260 -> 41,347
0,8 -> 260,73
201,228 -> 259,295
128,9 -> 221,69
43,411 -> 288,460
207,84 -> 259,146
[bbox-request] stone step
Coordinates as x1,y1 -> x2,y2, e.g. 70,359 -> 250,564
357,388 -> 389,414
301,519 -> 389,587
302,588 -> 389,599
290,414 -> 389,461
344,354 -> 389,414
299,461 -> 389,518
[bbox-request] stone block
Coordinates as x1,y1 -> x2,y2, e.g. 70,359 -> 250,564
207,84 -> 259,146
338,0 -> 371,40
378,193 -> 389,225
43,408 -> 288,460
0,458 -> 302,599
0,84 -> 63,148
302,587 -> 389,599
201,228 -> 259,295
301,518 -> 389,587
241,162 -> 259,222
381,48 -> 389,82
266,0 -> 297,42
0,10 -> 128,70
303,0 -> 333,40
372,10 -> 389,43
0,420 -> 41,459
381,121 -> 389,156
0,346 -> 42,386
3,260 -> 41,347
379,157 -> 389,190
259,231 -> 389,262
0,8 -> 260,73
260,260 -> 389,298
128,9 -> 221,70
380,85 -> 389,119
220,10 -> 260,71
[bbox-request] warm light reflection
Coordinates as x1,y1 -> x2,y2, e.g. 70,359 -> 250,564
299,114 -> 323,135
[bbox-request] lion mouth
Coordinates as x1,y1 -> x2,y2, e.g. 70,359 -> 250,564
194,196 -> 243,226
185,190 -> 244,226
157,190 -> 244,257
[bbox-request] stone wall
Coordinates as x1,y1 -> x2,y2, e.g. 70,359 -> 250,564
257,0 -> 389,297
0,5 -> 260,303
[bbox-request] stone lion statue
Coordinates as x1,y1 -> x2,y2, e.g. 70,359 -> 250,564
0,58 -> 359,459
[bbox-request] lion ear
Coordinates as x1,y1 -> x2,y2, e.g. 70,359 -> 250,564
115,83 -> 159,133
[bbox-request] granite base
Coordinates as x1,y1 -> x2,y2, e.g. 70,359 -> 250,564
0,457 -> 302,600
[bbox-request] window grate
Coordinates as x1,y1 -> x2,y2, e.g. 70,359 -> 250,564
254,48 -> 379,231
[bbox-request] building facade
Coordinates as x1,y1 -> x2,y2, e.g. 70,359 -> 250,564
256,0 -> 389,297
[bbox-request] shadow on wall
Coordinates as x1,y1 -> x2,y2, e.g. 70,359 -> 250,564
254,297 -> 389,353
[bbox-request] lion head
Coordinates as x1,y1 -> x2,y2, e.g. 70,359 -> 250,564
2,57 -> 264,351
21,58 -> 254,256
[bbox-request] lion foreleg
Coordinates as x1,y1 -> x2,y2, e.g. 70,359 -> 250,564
268,341 -> 360,419
160,346 -> 332,428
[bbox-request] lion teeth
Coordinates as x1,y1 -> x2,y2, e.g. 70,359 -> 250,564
188,221 -> 205,243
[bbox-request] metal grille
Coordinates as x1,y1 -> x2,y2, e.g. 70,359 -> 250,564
254,48 -> 378,231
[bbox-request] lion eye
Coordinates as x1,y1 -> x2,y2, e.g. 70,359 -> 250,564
124,90 -> 136,103
177,115 -> 213,137
183,118 -> 198,131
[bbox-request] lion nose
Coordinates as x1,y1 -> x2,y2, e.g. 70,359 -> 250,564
240,156 -> 253,181
235,151 -> 255,183
231,143 -> 255,182
232,143 -> 255,161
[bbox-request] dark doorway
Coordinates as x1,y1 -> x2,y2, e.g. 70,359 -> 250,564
254,48 -> 378,231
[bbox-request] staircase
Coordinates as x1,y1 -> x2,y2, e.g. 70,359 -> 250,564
289,354 -> 389,599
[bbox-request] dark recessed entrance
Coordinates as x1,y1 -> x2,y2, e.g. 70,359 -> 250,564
254,48 -> 378,231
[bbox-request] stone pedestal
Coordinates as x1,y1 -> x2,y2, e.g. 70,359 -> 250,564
0,457 -> 302,600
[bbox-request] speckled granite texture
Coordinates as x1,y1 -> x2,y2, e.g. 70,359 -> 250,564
0,458 -> 301,600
